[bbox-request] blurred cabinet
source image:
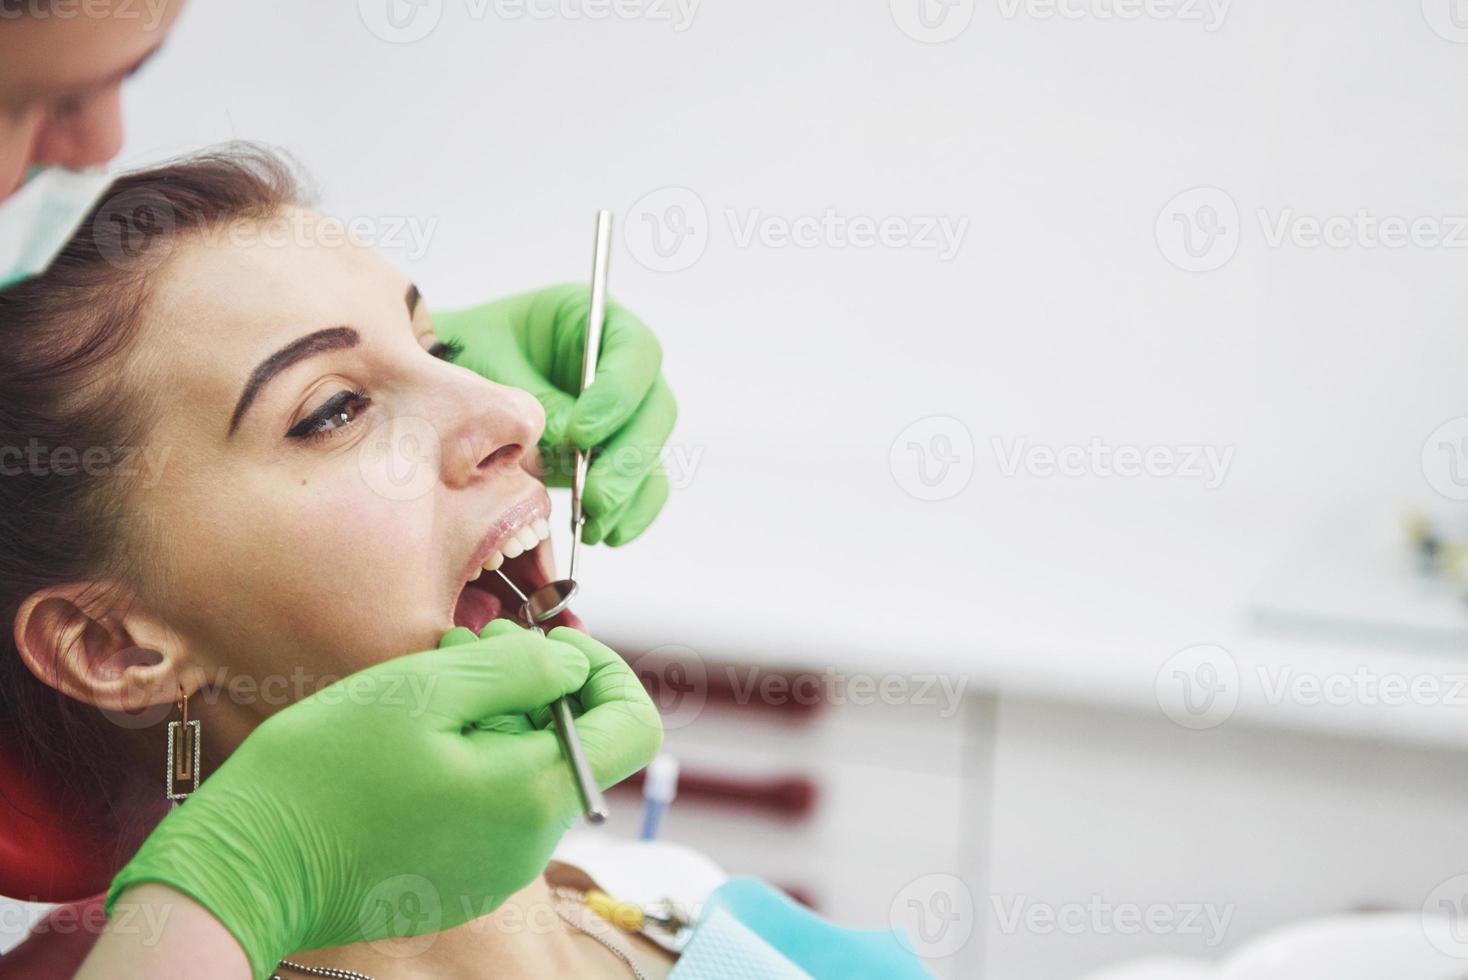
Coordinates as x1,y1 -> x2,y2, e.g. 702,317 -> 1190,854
983,697 -> 1468,980
607,653 -> 1468,980
600,653 -> 993,980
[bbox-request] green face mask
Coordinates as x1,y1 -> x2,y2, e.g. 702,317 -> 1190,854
0,166 -> 112,289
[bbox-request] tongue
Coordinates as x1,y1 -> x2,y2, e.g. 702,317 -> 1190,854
453,582 -> 503,632
453,578 -> 588,635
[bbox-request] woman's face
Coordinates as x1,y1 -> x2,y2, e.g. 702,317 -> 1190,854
121,208 -> 556,711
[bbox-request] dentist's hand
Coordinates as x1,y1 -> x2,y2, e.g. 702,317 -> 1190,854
103,627 -> 663,980
433,284 -> 676,546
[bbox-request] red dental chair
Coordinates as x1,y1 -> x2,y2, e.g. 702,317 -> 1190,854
0,746 -> 119,978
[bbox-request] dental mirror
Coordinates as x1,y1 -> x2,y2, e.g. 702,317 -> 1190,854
523,578 -> 578,624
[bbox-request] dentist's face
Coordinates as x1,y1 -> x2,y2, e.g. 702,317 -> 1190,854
121,209 -> 555,714
0,0 -> 183,198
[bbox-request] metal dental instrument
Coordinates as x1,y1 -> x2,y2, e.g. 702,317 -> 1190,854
521,209 -> 613,625
494,564 -> 609,824
490,210 -> 616,825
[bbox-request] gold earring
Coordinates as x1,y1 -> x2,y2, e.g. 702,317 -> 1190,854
166,685 -> 200,805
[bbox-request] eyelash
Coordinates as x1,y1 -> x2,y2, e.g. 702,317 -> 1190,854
428,338 -> 464,362
284,338 -> 461,442
286,390 -> 371,441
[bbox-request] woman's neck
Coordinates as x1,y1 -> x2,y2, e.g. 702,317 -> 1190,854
280,876 -> 597,979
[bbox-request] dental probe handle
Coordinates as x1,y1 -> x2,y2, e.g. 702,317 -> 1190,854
531,622 -> 610,824
568,209 -> 613,584
493,569 -> 609,824
550,693 -> 610,824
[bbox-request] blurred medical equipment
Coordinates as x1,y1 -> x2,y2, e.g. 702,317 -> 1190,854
640,754 -> 680,841
547,845 -> 930,979
491,210 -> 616,825
0,167 -> 111,289
1404,508 -> 1468,588
667,877 -> 930,979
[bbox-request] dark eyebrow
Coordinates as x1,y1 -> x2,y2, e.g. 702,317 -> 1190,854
406,283 -> 421,316
228,327 -> 360,436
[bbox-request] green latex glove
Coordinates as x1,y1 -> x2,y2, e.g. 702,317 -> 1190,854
104,624 -> 662,980
433,284 -> 677,546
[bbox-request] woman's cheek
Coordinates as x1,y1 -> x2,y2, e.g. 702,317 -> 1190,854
276,487 -> 438,651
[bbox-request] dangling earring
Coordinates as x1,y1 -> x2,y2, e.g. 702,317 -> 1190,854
166,685 -> 200,806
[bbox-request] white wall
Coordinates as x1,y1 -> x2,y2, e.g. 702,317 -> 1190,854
119,0 -> 1468,534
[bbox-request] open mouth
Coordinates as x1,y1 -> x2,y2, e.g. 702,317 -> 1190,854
453,504 -> 584,634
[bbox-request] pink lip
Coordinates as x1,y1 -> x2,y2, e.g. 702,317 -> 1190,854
458,488 -> 552,584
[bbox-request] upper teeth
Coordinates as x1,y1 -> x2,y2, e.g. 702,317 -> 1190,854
482,518 -> 551,572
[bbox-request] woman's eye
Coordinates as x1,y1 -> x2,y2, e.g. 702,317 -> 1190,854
286,390 -> 372,441
427,338 -> 464,362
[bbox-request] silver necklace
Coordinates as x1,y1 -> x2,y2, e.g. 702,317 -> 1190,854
272,963 -> 372,980
552,896 -> 649,980
271,889 -> 645,980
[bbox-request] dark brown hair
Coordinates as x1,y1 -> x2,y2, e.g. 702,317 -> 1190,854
0,145 -> 303,869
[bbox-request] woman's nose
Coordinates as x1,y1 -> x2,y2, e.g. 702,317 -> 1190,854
438,379 -> 547,490
29,88 -> 125,171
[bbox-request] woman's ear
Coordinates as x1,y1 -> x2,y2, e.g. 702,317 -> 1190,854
12,583 -> 201,713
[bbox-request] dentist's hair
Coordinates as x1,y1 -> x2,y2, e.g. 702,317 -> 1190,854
0,145 -> 303,884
